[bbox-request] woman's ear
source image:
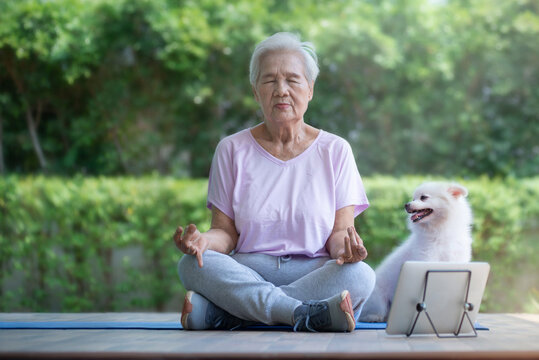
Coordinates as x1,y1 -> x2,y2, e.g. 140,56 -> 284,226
308,82 -> 314,101
252,85 -> 260,103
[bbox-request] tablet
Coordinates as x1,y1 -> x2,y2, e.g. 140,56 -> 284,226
385,261 -> 490,336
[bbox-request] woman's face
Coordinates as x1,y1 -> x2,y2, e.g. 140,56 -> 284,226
253,51 -> 313,126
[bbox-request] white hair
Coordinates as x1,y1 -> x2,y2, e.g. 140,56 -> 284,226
249,32 -> 319,86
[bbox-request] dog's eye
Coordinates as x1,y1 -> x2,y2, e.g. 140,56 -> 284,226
420,195 -> 429,201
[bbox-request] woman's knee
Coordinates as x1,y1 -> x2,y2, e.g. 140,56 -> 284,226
177,254 -> 198,289
347,261 -> 376,301
177,250 -> 231,291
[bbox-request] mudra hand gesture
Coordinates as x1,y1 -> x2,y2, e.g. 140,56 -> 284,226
335,226 -> 368,265
173,224 -> 208,268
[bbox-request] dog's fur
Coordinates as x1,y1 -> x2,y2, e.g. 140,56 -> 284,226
359,182 -> 473,322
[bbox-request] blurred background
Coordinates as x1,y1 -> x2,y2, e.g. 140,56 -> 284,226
0,0 -> 537,313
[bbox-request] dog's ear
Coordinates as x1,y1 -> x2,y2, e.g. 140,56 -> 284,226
448,184 -> 468,198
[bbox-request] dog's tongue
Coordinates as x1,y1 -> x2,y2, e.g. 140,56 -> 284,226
411,209 -> 429,222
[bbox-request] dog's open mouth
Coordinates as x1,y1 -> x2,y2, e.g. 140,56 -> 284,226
410,208 -> 433,222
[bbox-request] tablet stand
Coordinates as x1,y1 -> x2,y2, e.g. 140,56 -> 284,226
407,269 -> 478,338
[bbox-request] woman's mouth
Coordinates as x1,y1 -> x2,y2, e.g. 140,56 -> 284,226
275,103 -> 290,110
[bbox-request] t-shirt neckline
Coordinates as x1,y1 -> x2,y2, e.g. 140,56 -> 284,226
247,126 -> 323,166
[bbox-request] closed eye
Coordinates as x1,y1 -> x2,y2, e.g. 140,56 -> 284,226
420,195 -> 429,201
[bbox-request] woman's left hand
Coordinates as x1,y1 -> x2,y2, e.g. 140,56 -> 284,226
336,226 -> 368,265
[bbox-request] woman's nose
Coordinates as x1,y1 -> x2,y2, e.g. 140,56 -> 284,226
274,80 -> 289,96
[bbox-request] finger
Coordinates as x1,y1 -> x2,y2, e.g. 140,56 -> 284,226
356,243 -> 368,260
348,227 -> 358,246
350,230 -> 362,253
344,235 -> 353,262
336,236 -> 351,266
350,233 -> 365,254
173,227 -> 185,251
181,240 -> 199,256
353,244 -> 367,261
360,241 -> 368,256
196,250 -> 204,268
354,228 -> 364,246
346,227 -> 353,244
173,226 -> 184,242
186,243 -> 197,253
349,228 -> 366,259
354,230 -> 367,257
180,225 -> 197,246
186,224 -> 197,236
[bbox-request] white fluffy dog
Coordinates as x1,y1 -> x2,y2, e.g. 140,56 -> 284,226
359,182 -> 473,322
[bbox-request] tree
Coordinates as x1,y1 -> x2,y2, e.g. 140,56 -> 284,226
0,0 -> 537,177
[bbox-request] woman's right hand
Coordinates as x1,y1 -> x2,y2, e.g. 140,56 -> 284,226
173,224 -> 209,268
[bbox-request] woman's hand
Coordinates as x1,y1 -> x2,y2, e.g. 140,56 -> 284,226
335,226 -> 368,265
173,224 -> 209,268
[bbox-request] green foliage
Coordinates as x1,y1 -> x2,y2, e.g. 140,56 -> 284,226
0,0 -> 537,177
1,176 -> 537,313
0,175 -> 210,311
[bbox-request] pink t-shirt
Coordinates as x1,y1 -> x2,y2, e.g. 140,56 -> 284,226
207,127 -> 369,257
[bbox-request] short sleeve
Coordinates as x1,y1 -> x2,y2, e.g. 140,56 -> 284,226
206,140 -> 236,220
334,141 -> 369,217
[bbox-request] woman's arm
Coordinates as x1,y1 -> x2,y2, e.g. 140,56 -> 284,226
326,205 -> 368,265
173,206 -> 238,267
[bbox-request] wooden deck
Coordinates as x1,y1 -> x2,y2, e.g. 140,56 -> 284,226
1,313 -> 538,359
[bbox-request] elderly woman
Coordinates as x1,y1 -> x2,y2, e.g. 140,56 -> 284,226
174,32 -> 375,332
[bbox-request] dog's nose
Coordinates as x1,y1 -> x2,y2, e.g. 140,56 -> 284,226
405,203 -> 411,212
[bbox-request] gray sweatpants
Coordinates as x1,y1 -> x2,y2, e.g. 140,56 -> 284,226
178,250 -> 376,326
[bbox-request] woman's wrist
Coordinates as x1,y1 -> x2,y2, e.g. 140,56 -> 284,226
326,230 -> 347,259
204,228 -> 237,254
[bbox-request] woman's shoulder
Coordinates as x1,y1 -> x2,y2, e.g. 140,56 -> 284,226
317,130 -> 353,152
215,128 -> 253,152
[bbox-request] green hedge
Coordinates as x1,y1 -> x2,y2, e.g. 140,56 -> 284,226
1,176 -> 537,313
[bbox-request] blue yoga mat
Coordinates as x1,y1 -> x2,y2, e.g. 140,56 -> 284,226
0,321 -> 488,331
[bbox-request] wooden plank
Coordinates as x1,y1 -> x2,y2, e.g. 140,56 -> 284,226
0,313 -> 538,359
